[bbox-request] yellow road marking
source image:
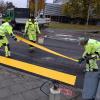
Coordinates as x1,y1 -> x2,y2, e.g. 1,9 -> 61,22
0,56 -> 76,85
16,35 -> 78,62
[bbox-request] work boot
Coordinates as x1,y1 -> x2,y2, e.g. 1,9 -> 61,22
8,51 -> 11,56
5,55 -> 10,58
29,49 -> 34,53
85,69 -> 89,72
5,51 -> 11,57
93,69 -> 98,72
29,47 -> 35,53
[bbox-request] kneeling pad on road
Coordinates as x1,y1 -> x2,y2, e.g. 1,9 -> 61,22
82,72 -> 100,99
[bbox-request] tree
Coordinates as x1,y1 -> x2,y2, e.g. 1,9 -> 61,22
38,0 -> 45,11
92,0 -> 100,18
62,0 -> 100,19
0,0 -> 6,13
6,2 -> 15,8
29,0 -> 45,15
29,0 -> 35,15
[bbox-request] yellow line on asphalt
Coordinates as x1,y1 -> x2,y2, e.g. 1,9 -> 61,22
0,56 -> 76,85
16,35 -> 78,62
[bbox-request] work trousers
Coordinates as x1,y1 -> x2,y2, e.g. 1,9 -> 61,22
0,36 -> 10,57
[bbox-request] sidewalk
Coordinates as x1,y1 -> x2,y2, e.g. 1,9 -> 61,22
0,65 -> 83,100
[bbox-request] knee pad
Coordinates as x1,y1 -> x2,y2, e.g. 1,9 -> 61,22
3,44 -> 10,51
7,44 -> 10,51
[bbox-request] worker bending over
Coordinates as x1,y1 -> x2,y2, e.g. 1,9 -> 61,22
0,20 -> 19,57
79,37 -> 100,72
25,16 -> 41,52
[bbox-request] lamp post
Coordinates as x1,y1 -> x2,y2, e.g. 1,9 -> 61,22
86,0 -> 92,25
85,0 -> 92,35
86,5 -> 90,25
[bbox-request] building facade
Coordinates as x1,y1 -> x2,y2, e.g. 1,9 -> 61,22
44,3 -> 63,16
53,0 -> 69,4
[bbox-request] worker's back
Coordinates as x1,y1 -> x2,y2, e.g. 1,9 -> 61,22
85,39 -> 100,54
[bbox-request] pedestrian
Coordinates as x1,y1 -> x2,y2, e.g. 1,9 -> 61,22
0,20 -> 19,57
78,37 -> 100,72
24,16 -> 41,52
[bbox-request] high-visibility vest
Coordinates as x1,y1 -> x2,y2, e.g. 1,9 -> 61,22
83,39 -> 100,56
0,22 -> 13,36
25,19 -> 40,34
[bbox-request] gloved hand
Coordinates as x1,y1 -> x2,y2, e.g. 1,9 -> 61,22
16,38 -> 20,42
14,38 -> 20,42
78,58 -> 85,64
91,54 -> 99,59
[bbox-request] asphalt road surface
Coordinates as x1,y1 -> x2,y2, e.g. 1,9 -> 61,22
0,29 -> 100,89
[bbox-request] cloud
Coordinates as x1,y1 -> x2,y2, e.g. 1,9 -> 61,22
46,0 -> 53,3
3,0 -> 53,8
4,0 -> 27,8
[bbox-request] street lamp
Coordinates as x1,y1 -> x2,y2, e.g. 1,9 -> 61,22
86,0 -> 92,25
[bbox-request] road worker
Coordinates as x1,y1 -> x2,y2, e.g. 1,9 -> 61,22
0,20 -> 19,57
78,37 -> 100,72
24,16 -> 41,52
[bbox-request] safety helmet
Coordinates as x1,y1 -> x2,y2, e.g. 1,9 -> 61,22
9,20 -> 16,27
29,15 -> 35,23
79,37 -> 89,46
28,19 -> 32,22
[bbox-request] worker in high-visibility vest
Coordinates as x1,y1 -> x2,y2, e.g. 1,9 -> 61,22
0,20 -> 19,57
78,37 -> 100,72
24,16 -> 41,52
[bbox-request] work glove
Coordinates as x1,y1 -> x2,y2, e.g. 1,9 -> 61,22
78,58 -> 85,64
84,54 -> 98,61
84,54 -> 92,60
14,37 -> 20,42
16,38 -> 20,42
90,54 -> 99,60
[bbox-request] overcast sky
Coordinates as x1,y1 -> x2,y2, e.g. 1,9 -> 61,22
3,0 -> 53,8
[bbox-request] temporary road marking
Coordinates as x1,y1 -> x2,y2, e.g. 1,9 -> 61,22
16,35 -> 78,62
0,56 -> 76,85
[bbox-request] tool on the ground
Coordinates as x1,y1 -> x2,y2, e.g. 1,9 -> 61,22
16,35 -> 78,62
78,54 -> 99,64
49,81 -> 61,100
0,56 -> 76,85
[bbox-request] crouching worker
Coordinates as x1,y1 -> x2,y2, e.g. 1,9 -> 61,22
78,37 -> 100,72
24,16 -> 41,53
0,20 -> 19,57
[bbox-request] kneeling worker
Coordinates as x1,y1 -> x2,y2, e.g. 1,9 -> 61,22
78,37 -> 100,72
